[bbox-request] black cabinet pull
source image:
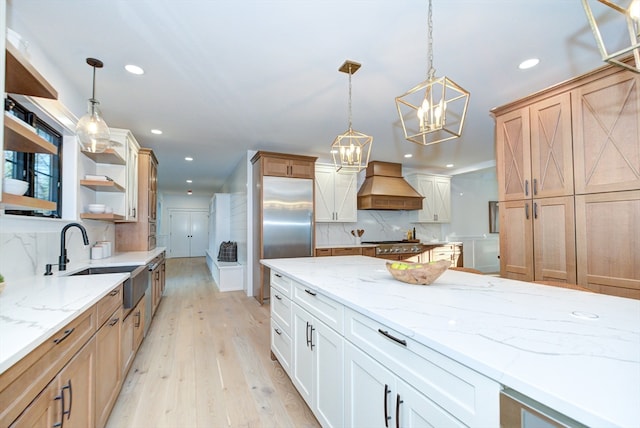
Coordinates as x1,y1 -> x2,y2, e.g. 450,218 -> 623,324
274,328 -> 282,335
134,310 -> 141,328
384,384 -> 390,427
534,202 -> 538,219
274,294 -> 282,301
274,273 -> 282,278
62,380 -> 72,420
395,393 -> 403,428
533,178 -> 538,195
54,387 -> 65,428
378,329 -> 407,347
525,179 -> 529,196
109,318 -> 119,327
109,289 -> 119,296
309,325 -> 315,350
525,202 -> 530,220
304,289 -> 317,296
306,321 -> 311,347
53,328 -> 75,345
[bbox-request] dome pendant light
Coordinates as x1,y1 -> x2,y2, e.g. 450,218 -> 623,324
395,0 -> 470,146
76,58 -> 111,153
331,60 -> 373,172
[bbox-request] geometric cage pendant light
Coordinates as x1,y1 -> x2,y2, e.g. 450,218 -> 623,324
581,0 -> 640,73
331,60 -> 373,173
76,57 -> 112,153
395,0 -> 470,146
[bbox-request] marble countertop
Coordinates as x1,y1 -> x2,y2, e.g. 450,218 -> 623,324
261,256 -> 640,428
0,247 -> 166,374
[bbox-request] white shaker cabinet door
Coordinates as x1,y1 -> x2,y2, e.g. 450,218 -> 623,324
292,304 -> 314,404
313,318 -> 344,428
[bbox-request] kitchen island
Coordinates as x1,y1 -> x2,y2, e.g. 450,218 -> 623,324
262,255 -> 640,428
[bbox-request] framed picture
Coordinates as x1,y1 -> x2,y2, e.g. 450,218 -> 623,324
489,201 -> 499,233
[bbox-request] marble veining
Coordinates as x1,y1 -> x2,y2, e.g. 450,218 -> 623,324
262,256 -> 640,428
0,247 -> 166,374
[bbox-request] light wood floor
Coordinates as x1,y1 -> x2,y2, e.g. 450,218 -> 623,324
106,257 -> 320,428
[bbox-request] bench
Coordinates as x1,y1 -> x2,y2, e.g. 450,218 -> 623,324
206,250 -> 244,292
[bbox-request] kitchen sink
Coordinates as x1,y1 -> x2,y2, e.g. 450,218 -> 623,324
70,265 -> 141,276
70,264 -> 149,311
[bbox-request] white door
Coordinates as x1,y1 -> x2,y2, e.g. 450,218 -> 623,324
292,304 -> 313,404
314,318 -> 344,428
169,210 -> 209,258
344,342 -> 395,428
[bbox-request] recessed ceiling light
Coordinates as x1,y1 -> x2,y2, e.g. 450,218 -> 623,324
185,156 -> 193,161
404,153 -> 413,158
125,64 -> 144,75
446,164 -> 454,168
151,129 -> 162,135
186,179 -> 192,183
519,58 -> 540,70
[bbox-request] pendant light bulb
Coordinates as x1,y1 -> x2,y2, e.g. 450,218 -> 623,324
630,0 -> 640,20
76,58 -> 111,153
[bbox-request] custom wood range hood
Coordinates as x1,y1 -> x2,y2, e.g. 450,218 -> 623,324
357,161 -> 423,210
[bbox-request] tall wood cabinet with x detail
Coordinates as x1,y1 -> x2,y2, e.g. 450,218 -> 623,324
492,58 -> 640,299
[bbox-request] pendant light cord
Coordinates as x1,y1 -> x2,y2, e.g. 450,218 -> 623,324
347,63 -> 353,131
427,0 -> 435,81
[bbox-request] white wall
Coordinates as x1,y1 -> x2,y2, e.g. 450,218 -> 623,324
220,153 -> 250,294
444,167 -> 500,273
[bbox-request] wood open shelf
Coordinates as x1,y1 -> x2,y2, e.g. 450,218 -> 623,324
81,148 -> 126,165
1,193 -> 57,210
80,213 -> 125,221
80,180 -> 125,192
5,43 -> 58,99
4,112 -> 58,154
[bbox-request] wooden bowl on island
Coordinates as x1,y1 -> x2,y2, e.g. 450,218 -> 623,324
386,260 -> 450,285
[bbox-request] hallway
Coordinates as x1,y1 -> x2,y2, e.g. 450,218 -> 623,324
106,257 -> 319,428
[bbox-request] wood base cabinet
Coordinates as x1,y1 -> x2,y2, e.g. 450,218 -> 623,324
575,191 -> 640,299
11,338 -> 96,428
95,308 -> 122,428
499,197 -> 576,283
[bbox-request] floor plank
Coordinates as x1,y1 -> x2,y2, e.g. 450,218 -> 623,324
106,257 -> 319,428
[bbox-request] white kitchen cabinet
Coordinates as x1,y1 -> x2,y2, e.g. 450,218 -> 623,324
292,302 -> 344,428
315,164 -> 357,222
345,342 -> 465,428
406,173 -> 451,223
80,128 -> 139,221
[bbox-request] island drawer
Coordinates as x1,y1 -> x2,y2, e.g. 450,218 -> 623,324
331,247 -> 361,256
0,307 -> 97,426
270,270 -> 292,297
271,318 -> 292,376
97,283 -> 123,328
315,248 -> 332,257
344,307 -> 499,427
292,281 -> 344,333
270,287 -> 292,336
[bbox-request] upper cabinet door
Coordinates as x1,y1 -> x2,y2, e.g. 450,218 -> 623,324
495,107 -> 531,202
572,72 -> 640,195
314,165 -> 357,223
530,93 -> 574,198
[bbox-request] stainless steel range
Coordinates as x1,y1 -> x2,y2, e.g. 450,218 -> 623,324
362,241 -> 425,260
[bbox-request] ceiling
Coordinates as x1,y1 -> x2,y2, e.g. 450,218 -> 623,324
6,0 -> 626,194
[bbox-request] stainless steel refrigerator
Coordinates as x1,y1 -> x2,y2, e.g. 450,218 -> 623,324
253,174 -> 314,303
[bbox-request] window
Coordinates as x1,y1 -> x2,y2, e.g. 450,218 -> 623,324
4,97 -> 62,218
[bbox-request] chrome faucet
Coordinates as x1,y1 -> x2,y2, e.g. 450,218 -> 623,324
58,222 -> 90,271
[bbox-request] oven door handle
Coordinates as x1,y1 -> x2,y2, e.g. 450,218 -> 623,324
148,262 -> 160,271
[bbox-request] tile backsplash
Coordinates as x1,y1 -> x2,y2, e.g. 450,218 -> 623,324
315,209 -> 443,246
0,216 -> 115,281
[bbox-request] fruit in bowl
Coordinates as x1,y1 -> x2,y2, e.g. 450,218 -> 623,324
3,178 -> 29,195
386,260 -> 450,285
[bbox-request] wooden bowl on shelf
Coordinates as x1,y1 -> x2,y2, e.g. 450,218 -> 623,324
386,260 -> 450,285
